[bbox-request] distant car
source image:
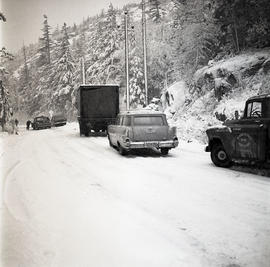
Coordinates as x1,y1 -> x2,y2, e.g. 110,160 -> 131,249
107,110 -> 179,155
51,114 -> 67,127
32,116 -> 51,130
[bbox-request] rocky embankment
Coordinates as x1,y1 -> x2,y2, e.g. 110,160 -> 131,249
161,49 -> 270,142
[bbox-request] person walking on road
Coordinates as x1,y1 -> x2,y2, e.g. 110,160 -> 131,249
26,120 -> 31,130
14,118 -> 19,135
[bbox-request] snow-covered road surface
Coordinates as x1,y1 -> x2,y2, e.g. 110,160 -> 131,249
1,123 -> 270,267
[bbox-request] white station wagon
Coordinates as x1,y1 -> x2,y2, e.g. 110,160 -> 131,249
107,110 -> 179,155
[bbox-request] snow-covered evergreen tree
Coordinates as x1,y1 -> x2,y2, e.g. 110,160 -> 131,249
147,0 -> 166,23
128,18 -> 145,108
86,3 -> 123,84
52,22 -> 75,117
38,15 -> 52,66
0,12 -> 13,130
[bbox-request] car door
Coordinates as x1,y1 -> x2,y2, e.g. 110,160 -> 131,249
230,100 -> 267,161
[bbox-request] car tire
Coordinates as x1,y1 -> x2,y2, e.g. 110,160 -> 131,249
161,148 -> 169,155
211,144 -> 232,168
118,144 -> 127,156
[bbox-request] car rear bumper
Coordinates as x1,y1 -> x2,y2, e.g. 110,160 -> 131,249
124,140 -> 179,150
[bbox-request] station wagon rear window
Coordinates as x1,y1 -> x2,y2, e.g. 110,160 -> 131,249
133,116 -> 164,126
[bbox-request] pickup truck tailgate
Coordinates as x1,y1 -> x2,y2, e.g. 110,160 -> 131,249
132,126 -> 169,141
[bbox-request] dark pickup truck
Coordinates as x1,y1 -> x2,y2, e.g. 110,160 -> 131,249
205,94 -> 270,167
77,85 -> 119,136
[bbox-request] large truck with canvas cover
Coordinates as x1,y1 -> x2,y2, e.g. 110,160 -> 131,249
77,85 -> 119,136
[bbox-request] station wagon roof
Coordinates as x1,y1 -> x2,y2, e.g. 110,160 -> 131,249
247,94 -> 270,101
119,109 -> 165,116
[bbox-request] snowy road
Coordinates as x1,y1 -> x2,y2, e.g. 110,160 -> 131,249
1,124 -> 270,267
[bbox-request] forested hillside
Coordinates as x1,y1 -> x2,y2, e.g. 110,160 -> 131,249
1,0 -> 270,130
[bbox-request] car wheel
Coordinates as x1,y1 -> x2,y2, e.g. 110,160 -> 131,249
118,144 -> 127,156
161,148 -> 169,155
210,144 -> 232,168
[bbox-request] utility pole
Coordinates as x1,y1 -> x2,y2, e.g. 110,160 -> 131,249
142,0 -> 148,106
124,10 -> 130,110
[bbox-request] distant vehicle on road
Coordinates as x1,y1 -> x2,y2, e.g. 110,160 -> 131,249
205,94 -> 270,168
77,85 -> 119,136
107,110 -> 179,155
32,116 -> 51,130
51,114 -> 67,127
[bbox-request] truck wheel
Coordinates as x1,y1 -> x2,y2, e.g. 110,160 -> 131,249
211,144 -> 232,168
118,144 -> 127,156
161,148 -> 169,155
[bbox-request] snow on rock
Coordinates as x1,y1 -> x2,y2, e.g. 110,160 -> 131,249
163,50 -> 270,142
194,49 -> 270,83
161,81 -> 188,118
194,49 -> 270,99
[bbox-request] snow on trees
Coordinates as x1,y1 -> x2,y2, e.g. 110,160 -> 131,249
147,0 -> 167,23
0,81 -> 12,131
86,3 -> 123,84
38,15 -> 52,66
0,12 -> 14,130
52,23 -> 75,118
128,18 -> 145,108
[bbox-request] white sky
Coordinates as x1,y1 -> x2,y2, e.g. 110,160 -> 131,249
1,0 -> 141,53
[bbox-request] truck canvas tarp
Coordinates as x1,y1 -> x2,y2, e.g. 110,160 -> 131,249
77,85 -> 119,136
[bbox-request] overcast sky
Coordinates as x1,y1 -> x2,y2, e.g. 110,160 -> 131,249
1,0 -> 140,53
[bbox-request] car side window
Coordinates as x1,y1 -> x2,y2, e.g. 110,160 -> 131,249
246,101 -> 262,118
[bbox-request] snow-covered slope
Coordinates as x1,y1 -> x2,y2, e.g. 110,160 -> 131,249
162,49 -> 270,142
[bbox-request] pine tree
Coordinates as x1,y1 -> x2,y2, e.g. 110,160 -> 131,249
22,44 -> 30,85
212,0 -> 270,52
86,3 -> 123,84
148,0 -> 166,23
52,23 -> 75,114
129,18 -> 145,108
0,12 -> 13,130
171,0 -> 220,80
38,15 -> 52,65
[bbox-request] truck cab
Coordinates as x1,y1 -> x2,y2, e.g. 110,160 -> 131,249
205,94 -> 270,167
